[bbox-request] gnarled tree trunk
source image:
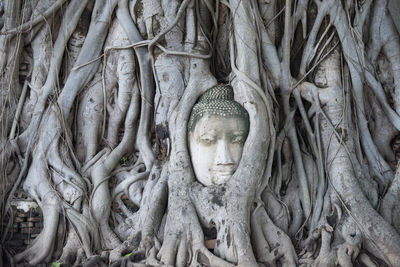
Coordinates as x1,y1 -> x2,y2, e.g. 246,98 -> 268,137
1,0 -> 400,266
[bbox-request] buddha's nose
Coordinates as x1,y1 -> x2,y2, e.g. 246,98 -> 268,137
215,139 -> 234,166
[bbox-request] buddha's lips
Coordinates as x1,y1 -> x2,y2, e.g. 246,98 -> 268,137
212,168 -> 235,176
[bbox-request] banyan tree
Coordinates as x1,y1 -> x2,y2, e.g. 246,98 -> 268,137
1,0 -> 400,266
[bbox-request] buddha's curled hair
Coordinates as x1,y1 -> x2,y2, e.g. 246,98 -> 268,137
188,84 -> 249,132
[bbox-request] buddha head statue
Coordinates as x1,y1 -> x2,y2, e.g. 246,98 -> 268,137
188,84 -> 249,186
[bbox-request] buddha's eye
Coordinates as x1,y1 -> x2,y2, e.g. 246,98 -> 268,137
231,135 -> 245,144
199,135 -> 216,144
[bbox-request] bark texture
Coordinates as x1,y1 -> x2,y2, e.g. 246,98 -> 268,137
1,0 -> 400,266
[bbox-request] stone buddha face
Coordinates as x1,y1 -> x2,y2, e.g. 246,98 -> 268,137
188,85 -> 249,186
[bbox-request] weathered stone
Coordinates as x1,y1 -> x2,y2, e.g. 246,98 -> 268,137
205,239 -> 216,249
14,217 -> 24,223
188,85 -> 249,186
20,222 -> 34,228
27,217 -> 41,222
16,211 -> 28,218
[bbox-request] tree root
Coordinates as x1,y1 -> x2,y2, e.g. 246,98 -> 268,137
112,170 -> 150,201
109,164 -> 166,263
14,187 -> 60,265
251,206 -> 297,267
0,0 -> 68,36
381,164 -> 400,232
157,226 -> 233,267
59,228 -> 82,265
5,1 -> 400,266
83,255 -> 108,267
116,0 -> 155,170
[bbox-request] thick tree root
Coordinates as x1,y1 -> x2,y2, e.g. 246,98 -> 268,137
4,1 -> 400,266
251,206 -> 297,267
59,228 -> 82,265
14,189 -> 60,265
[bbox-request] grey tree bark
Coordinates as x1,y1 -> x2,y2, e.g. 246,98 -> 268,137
1,0 -> 400,266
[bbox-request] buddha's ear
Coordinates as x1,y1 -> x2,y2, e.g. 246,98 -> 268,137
187,131 -> 192,145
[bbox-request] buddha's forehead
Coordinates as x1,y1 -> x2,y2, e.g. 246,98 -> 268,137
193,114 -> 248,135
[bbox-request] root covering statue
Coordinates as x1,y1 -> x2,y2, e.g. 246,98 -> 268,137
2,0 -> 400,266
